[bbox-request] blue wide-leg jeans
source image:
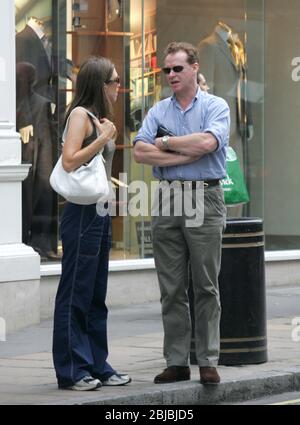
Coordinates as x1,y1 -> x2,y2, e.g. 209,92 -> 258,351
52,203 -> 115,388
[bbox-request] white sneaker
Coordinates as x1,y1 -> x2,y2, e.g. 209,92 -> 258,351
69,376 -> 102,391
102,373 -> 131,386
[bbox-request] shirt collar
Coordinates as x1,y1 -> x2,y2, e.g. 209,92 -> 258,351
171,87 -> 202,111
195,87 -> 202,100
171,86 -> 201,103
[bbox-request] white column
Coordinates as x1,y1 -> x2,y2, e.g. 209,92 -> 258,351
0,1 -> 40,332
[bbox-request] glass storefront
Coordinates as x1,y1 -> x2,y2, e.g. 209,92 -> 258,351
15,0 -> 58,261
264,0 -> 300,250
14,0 -> 300,262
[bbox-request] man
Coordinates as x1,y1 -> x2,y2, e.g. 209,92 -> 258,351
198,72 -> 210,92
133,42 -> 230,385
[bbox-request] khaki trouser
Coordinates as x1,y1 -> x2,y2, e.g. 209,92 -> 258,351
152,183 -> 226,367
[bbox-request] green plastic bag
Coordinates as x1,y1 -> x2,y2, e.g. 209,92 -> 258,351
221,147 -> 250,206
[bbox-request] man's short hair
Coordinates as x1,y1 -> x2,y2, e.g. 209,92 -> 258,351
163,41 -> 199,65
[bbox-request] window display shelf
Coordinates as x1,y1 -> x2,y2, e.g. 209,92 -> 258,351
131,50 -> 156,61
130,28 -> 156,40
131,91 -> 155,100
129,5 -> 158,108
67,30 -> 133,36
134,69 -> 161,78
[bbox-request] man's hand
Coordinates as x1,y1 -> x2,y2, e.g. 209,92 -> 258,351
156,133 -> 218,156
19,125 -> 33,144
155,137 -> 174,152
134,140 -> 200,166
155,137 -> 165,151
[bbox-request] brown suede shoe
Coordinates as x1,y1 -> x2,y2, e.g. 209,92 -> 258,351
154,366 -> 191,384
199,367 -> 220,385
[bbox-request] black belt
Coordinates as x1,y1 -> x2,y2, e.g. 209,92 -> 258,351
160,179 -> 220,188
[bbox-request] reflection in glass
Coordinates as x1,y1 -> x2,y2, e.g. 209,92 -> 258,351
16,4 -> 60,261
14,0 -> 268,259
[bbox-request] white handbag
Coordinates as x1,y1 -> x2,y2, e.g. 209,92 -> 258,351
50,109 -> 109,205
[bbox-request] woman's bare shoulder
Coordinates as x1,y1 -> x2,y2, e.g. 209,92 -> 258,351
68,107 -> 91,128
70,106 -> 89,118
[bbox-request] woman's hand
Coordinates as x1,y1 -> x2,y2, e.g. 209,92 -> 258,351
93,118 -> 116,142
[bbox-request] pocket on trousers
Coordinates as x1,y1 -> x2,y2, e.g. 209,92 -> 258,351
80,209 -> 99,236
204,187 -> 227,233
205,187 -> 226,217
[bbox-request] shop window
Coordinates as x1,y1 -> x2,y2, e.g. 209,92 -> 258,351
15,0 -> 274,261
15,0 -> 59,261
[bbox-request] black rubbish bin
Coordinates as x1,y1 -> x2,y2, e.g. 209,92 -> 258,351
189,218 -> 268,366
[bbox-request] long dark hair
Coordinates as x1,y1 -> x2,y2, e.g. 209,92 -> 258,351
65,56 -> 115,125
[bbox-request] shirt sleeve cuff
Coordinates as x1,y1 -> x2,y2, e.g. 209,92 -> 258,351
204,130 -> 221,152
133,137 -> 155,146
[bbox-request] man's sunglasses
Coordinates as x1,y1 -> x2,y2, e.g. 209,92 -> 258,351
162,66 -> 184,75
106,76 -> 120,85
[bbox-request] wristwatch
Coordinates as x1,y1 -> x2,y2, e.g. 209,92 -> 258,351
162,135 -> 170,150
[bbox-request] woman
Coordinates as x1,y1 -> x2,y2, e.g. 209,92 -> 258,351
52,57 -> 131,391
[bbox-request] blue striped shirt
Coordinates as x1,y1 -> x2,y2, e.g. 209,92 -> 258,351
133,88 -> 230,180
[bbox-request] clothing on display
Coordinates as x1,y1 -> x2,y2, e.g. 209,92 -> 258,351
16,61 -> 57,260
198,22 -> 253,143
198,22 -> 252,216
16,16 -> 58,259
16,17 -> 52,100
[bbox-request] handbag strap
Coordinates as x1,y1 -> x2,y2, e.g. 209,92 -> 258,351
62,107 -> 102,154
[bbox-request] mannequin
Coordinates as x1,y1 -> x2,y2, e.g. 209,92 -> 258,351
27,17 -> 45,39
16,61 -> 58,261
16,17 -> 58,260
16,17 -> 52,100
198,22 -> 253,216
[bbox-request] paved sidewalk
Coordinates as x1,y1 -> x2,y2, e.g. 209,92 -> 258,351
0,289 -> 300,405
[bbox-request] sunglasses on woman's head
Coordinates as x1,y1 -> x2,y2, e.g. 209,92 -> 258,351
106,76 -> 120,85
162,66 -> 185,75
